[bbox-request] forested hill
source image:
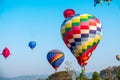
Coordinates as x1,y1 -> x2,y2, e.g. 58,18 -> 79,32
100,65 -> 120,80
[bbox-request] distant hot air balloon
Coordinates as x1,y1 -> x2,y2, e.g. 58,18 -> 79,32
2,47 -> 10,59
64,9 -> 75,18
61,9 -> 102,71
28,41 -> 36,50
116,54 -> 120,61
47,49 -> 64,72
94,0 -> 103,6
94,0 -> 112,7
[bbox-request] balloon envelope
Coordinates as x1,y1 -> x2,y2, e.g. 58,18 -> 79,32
94,0 -> 111,6
2,47 -> 10,59
116,55 -> 120,61
28,41 -> 36,50
64,9 -> 75,18
47,49 -> 64,70
61,11 -> 102,68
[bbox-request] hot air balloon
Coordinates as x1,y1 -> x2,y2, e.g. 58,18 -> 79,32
28,41 -> 36,50
94,0 -> 112,7
61,9 -> 102,71
94,0 -> 102,7
64,9 -> 75,18
47,49 -> 64,72
116,54 -> 120,61
103,0 -> 112,5
2,47 -> 10,59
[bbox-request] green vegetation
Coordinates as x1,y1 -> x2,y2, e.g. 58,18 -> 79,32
117,72 -> 120,80
100,66 -> 120,80
37,65 -> 120,80
47,71 -> 72,80
37,79 -> 42,80
91,71 -> 101,80
76,70 -> 87,80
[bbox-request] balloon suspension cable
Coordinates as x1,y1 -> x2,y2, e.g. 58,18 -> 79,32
84,66 -> 86,71
81,66 -> 86,74
108,2 -> 110,5
5,57 -> 7,60
55,70 -> 57,74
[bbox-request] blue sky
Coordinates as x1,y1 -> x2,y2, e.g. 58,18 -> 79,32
0,0 -> 120,78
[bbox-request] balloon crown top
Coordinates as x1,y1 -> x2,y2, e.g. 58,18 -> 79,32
63,9 -> 75,18
4,47 -> 9,50
3,47 -> 9,51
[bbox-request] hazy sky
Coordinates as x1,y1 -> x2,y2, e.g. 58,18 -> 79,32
0,0 -> 120,78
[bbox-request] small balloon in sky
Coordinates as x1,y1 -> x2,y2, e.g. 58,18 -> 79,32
116,54 -> 120,61
63,9 -> 75,18
94,0 -> 112,7
2,47 -> 11,59
47,49 -> 65,72
28,41 -> 36,50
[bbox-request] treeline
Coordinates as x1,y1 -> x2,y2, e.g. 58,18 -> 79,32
77,65 -> 120,80
37,62 -> 120,80
100,65 -> 120,80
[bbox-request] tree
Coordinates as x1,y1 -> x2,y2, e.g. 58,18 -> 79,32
37,78 -> 42,80
104,78 -> 109,80
106,67 -> 112,80
91,71 -> 101,80
117,72 -> 120,80
47,71 -> 72,80
100,66 -> 113,80
64,61 -> 76,78
76,70 -> 87,80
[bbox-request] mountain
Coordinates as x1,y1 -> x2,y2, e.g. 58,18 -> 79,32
0,71 -> 93,80
0,72 -> 93,80
0,74 -> 49,80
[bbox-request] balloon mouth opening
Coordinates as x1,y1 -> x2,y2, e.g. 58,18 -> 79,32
31,48 -> 34,50
54,67 -> 58,71
76,56 -> 88,67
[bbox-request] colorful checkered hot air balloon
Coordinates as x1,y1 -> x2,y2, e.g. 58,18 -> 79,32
61,9 -> 102,70
47,49 -> 64,72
